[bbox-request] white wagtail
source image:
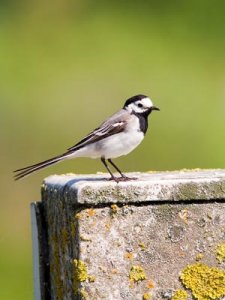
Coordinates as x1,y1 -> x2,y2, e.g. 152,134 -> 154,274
14,94 -> 159,182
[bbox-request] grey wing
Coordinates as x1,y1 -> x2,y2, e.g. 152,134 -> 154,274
67,109 -> 128,153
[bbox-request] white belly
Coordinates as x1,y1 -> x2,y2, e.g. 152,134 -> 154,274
96,131 -> 144,159
70,131 -> 144,159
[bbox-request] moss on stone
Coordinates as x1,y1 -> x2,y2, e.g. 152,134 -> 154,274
172,290 -> 188,300
216,243 -> 225,263
71,222 -> 76,238
154,204 -> 173,221
82,184 -> 144,203
50,234 -> 63,299
180,263 -> 225,300
129,265 -> 146,282
61,228 -> 69,246
176,183 -> 200,200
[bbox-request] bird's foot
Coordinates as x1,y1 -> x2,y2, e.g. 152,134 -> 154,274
108,177 -> 120,183
108,176 -> 138,183
120,176 -> 138,181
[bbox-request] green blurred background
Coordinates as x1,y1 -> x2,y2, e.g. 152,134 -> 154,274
1,1 -> 225,299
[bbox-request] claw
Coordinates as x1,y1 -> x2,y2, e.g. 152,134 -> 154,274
120,176 -> 138,181
107,177 -> 120,183
107,176 -> 137,183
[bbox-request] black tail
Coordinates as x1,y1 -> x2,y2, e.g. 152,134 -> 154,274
14,153 -> 68,180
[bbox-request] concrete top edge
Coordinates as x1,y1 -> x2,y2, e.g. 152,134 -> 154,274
42,169 -> 225,204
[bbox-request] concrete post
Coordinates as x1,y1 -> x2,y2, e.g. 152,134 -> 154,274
31,170 -> 225,300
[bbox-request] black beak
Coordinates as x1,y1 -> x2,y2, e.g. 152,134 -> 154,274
152,106 -> 160,111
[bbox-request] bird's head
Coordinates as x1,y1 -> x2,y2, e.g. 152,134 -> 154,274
123,94 -> 160,116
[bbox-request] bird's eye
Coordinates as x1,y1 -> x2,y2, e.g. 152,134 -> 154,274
137,103 -> 143,108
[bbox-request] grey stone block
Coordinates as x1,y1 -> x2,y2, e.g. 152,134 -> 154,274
33,170 -> 225,300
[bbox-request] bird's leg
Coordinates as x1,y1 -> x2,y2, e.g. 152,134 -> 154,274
108,159 -> 125,177
101,157 -> 119,182
108,159 -> 137,181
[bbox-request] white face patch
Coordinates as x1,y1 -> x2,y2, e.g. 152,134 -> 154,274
141,97 -> 153,108
126,97 -> 154,114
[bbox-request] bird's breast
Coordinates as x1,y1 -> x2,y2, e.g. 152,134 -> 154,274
98,130 -> 144,159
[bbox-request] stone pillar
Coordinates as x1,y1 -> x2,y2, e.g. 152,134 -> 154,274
32,170 -> 225,300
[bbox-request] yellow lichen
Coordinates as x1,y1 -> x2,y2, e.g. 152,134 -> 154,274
75,212 -> 82,219
80,288 -> 88,299
180,263 -> 225,300
73,259 -> 96,295
111,204 -> 119,214
88,275 -> 96,282
80,234 -> 92,242
178,209 -> 189,224
73,259 -> 89,283
207,213 -> 212,220
172,289 -> 188,300
73,259 -> 88,294
195,253 -> 204,261
129,265 -> 146,282
139,242 -> 146,250
143,292 -> 151,300
216,243 -> 225,263
105,222 -> 111,230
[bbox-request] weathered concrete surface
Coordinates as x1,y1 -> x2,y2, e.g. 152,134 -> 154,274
76,203 -> 225,300
42,170 -> 225,204
39,170 -> 225,300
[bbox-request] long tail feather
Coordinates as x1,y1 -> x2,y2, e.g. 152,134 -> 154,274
14,153 -> 69,180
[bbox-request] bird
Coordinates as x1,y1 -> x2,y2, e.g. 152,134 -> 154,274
14,94 -> 160,182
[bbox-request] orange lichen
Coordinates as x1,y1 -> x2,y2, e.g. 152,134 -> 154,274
87,208 -> 95,217
105,222 -> 111,230
111,269 -> 119,274
146,280 -> 155,289
124,252 -> 134,260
